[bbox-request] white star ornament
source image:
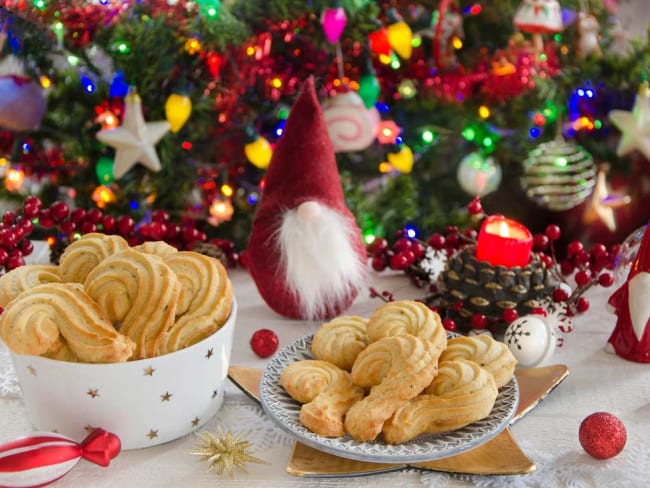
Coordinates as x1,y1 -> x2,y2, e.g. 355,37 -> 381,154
96,90 -> 170,179
608,82 -> 650,161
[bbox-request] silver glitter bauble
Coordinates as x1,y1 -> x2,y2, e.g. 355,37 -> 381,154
521,138 -> 597,211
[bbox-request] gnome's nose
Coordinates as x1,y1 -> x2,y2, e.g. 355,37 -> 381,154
297,201 -> 322,221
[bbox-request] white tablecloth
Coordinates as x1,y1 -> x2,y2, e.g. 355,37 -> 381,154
1,243 -> 650,488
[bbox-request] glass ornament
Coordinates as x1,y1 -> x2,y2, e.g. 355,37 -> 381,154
457,152 -> 502,196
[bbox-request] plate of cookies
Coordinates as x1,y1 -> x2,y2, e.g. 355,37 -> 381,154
260,300 -> 519,463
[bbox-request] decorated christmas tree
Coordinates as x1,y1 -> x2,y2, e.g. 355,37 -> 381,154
0,0 -> 649,252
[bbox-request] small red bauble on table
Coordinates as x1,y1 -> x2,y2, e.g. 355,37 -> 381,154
250,329 -> 279,358
579,412 -> 627,459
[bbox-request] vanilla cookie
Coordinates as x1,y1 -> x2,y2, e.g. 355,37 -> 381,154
439,334 -> 517,389
383,359 -> 498,444
0,264 -> 60,307
345,334 -> 442,442
84,248 -> 181,359
0,283 -> 135,363
58,233 -> 128,283
366,300 -> 447,351
311,315 -> 369,371
132,240 -> 178,257
157,251 -> 233,354
280,359 -> 364,437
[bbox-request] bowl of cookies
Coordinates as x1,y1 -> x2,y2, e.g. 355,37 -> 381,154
0,233 -> 236,450
260,300 -> 519,463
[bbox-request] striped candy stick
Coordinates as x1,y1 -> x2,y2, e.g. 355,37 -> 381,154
0,429 -> 120,488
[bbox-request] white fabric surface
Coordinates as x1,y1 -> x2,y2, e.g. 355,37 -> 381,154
1,242 -> 650,488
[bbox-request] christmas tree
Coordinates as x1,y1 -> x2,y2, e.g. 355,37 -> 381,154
0,0 -> 649,251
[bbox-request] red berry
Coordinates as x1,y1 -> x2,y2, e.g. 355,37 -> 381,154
445,232 -> 460,248
532,233 -> 549,252
393,237 -> 412,253
151,210 -> 170,223
442,318 -> 457,331
544,224 -> 561,241
576,296 -> 590,313
471,313 -> 488,329
0,248 -> 8,266
410,241 -> 426,259
368,237 -> 388,256
49,201 -> 70,222
427,233 -> 445,250
590,243 -> 607,257
552,288 -> 570,302
390,252 -> 410,270
15,216 -> 32,235
5,254 -> 25,270
22,196 -> 42,219
101,215 -> 116,233
59,220 -> 76,234
2,211 -> 15,225
69,208 -> 87,224
575,269 -> 592,287
567,240 -> 584,256
539,254 -> 554,268
371,255 -> 388,271
116,215 -> 135,235
250,329 -> 279,358
149,222 -> 167,240
502,308 -> 518,323
79,221 -> 98,234
17,239 -> 33,256
451,301 -> 464,311
598,273 -> 614,287
560,260 -> 574,275
467,197 -> 483,215
0,229 -> 17,249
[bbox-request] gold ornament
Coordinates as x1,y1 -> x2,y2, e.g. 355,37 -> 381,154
96,88 -> 170,179
189,427 -> 268,477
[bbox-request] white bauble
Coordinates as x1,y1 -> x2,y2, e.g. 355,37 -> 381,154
457,152 -> 502,196
504,314 -> 556,367
0,75 -> 46,132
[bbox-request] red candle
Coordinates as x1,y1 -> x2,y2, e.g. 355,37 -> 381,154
475,215 -> 533,268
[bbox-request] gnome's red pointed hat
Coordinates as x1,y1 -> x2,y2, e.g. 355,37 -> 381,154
609,222 -> 650,310
246,77 -> 367,320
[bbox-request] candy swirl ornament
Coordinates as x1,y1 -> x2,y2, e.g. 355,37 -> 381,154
322,91 -> 379,153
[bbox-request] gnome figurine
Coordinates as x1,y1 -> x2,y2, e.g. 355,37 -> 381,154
246,77 -> 368,320
606,221 -> 650,362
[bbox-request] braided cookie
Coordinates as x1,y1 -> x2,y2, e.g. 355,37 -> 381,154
0,283 -> 135,363
0,264 -> 60,307
157,252 -> 233,355
84,249 -> 181,359
366,300 -> 447,351
382,359 -> 498,444
439,334 -> 517,388
311,315 -> 369,371
58,233 -> 128,283
280,359 -> 364,437
344,334 -> 442,442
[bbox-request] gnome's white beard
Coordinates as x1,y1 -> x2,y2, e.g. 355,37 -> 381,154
277,202 -> 366,320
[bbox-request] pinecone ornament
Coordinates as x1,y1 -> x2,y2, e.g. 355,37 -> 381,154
191,242 -> 229,267
521,138 -> 597,211
438,246 -> 557,335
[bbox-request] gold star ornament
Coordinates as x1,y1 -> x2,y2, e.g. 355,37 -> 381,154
609,81 -> 650,161
96,88 -> 170,179
189,427 -> 268,477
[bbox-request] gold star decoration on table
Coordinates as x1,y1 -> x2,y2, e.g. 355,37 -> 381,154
608,81 -> 650,161
583,164 -> 631,231
189,427 -> 269,477
96,87 -> 170,179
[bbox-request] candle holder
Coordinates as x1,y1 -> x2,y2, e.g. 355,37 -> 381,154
436,245 -> 557,337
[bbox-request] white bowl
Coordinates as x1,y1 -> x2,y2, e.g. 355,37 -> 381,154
10,299 -> 237,450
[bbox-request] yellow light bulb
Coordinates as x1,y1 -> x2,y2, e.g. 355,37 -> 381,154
221,183 -> 234,197
165,93 -> 192,133
4,168 -> 24,192
244,136 -> 273,169
184,38 -> 202,55
387,21 -> 413,60
478,105 -> 491,119
452,36 -> 463,50
387,145 -> 414,174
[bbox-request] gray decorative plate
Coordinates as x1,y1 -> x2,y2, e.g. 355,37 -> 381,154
260,334 -> 519,463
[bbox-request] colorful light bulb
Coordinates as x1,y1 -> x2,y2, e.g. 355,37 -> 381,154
358,59 -> 380,109
321,5 -> 347,44
369,27 -> 391,56
244,128 -> 272,169
165,93 -> 192,133
95,156 -> 115,185
386,9 -> 413,60
387,144 -> 414,173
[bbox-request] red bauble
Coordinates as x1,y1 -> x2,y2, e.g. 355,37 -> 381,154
250,329 -> 279,358
579,412 -> 627,459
